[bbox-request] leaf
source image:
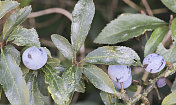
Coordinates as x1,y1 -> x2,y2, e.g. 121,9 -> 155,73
62,66 -> 76,94
161,0 -> 176,13
51,34 -> 74,60
47,58 -> 60,67
71,0 -> 95,51
171,77 -> 176,92
75,68 -> 85,93
4,45 -> 21,65
0,85 -> 2,100
100,91 -> 113,105
85,46 -> 141,66
7,27 -> 40,47
0,49 -> 29,105
3,6 -> 31,39
43,64 -> 72,105
162,90 -> 176,105
94,14 -> 167,44
83,65 -> 116,93
37,71 -> 48,96
171,18 -> 176,43
0,1 -> 19,19
26,71 -> 44,105
144,26 -> 169,57
156,43 -> 176,63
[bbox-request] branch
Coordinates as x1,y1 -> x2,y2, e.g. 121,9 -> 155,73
141,0 -> 153,16
28,8 -> 72,21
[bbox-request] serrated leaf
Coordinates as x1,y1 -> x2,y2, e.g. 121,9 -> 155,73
0,1 -> 19,19
71,0 -> 95,51
4,45 -> 21,65
144,26 -> 169,57
171,18 -> 176,43
161,0 -> 176,13
94,14 -> 167,44
75,68 -> 85,93
156,43 -> 176,63
26,72 -> 44,105
51,34 -> 74,60
162,90 -> 176,105
100,91 -> 113,105
7,27 -> 40,47
85,46 -> 141,66
0,49 -> 29,105
43,64 -> 71,105
3,6 -> 31,39
83,65 -> 116,93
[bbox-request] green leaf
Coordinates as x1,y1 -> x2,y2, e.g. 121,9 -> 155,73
171,77 -> 176,92
4,45 -> 21,65
75,68 -> 85,93
47,58 -> 60,67
100,91 -> 113,105
71,0 -> 95,51
156,43 -> 176,63
51,34 -> 74,60
62,66 -> 76,94
83,65 -> 116,93
7,27 -> 40,47
37,71 -> 48,96
0,1 -> 19,19
162,90 -> 176,105
171,18 -> 176,43
94,14 -> 167,44
3,6 -> 31,39
26,71 -> 44,105
144,26 -> 169,57
0,49 -> 29,105
85,46 -> 141,66
161,0 -> 176,13
43,64 -> 72,105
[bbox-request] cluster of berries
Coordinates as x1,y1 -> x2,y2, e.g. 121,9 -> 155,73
108,53 -> 166,89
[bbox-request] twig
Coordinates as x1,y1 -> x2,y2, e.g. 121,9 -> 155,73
123,0 -> 143,11
141,0 -> 153,16
28,8 -> 72,21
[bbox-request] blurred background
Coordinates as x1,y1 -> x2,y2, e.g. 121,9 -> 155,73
0,0 -> 174,105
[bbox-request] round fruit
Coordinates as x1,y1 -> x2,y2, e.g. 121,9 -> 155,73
143,53 -> 166,73
22,46 -> 48,70
108,65 -> 131,82
157,77 -> 166,88
113,76 -> 132,89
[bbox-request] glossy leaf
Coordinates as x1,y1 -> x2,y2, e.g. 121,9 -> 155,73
171,18 -> 176,43
26,72 -> 44,105
94,14 -> 167,44
161,0 -> 176,13
71,0 -> 95,51
0,1 -> 19,19
162,90 -> 176,105
85,46 -> 141,66
100,91 -> 113,105
156,43 -> 176,63
7,27 -> 40,47
43,65 -> 72,105
3,6 -> 31,39
0,50 -> 29,105
83,65 -> 116,93
144,26 -> 169,56
51,34 -> 74,60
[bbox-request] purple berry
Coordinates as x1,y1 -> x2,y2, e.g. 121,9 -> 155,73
22,46 -> 48,70
157,77 -> 166,88
108,65 -> 131,82
143,53 -> 166,73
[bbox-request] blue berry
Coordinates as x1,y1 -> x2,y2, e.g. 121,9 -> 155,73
108,65 -> 131,82
157,77 -> 166,88
143,53 -> 166,73
22,47 -> 48,70
113,76 -> 132,89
